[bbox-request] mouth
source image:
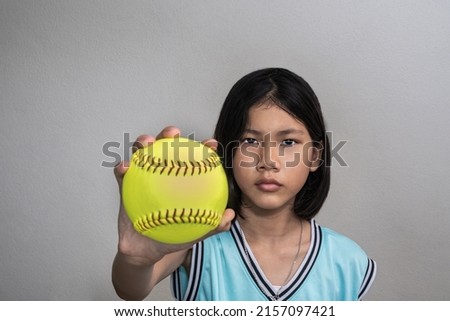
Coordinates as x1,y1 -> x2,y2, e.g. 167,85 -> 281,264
255,178 -> 282,192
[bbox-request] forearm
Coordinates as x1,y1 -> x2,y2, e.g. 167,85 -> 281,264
112,252 -> 157,301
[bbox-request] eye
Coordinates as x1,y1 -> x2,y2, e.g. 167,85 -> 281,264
281,139 -> 297,146
241,137 -> 260,145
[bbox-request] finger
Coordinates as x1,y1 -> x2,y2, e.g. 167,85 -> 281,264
201,138 -> 218,151
114,160 -> 130,184
132,134 -> 155,153
155,126 -> 181,140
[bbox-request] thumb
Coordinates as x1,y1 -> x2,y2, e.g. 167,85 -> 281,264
214,208 -> 236,233
199,208 -> 235,241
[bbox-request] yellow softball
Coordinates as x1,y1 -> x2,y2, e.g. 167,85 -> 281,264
122,137 -> 228,244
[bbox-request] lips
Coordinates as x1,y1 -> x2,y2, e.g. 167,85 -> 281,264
255,178 -> 282,192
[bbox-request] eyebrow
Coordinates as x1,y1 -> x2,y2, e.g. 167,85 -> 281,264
243,128 -> 306,136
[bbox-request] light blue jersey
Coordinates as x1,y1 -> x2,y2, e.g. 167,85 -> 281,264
171,219 -> 376,301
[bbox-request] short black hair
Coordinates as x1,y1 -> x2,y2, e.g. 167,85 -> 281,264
214,68 -> 330,220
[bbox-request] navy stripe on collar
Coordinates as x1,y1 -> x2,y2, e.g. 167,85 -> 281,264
231,219 -> 322,301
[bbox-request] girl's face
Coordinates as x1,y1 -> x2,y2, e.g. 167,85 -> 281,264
233,104 -> 320,215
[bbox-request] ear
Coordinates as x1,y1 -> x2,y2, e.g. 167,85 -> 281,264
309,142 -> 323,173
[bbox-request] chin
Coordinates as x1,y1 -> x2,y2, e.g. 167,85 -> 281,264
250,201 -> 290,212
242,194 -> 295,213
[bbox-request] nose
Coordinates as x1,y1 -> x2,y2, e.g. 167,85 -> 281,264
256,140 -> 280,171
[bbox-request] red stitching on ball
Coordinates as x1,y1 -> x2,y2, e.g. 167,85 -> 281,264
134,208 -> 221,234
131,149 -> 222,176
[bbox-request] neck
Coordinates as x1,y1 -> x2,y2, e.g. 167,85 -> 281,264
237,209 -> 304,241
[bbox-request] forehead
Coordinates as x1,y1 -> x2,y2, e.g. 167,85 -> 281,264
245,104 -> 308,134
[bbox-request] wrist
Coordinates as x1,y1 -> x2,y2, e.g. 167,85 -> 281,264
116,250 -> 162,268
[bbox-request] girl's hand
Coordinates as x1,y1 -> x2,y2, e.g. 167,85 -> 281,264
113,126 -> 235,267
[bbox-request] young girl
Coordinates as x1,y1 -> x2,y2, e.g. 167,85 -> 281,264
112,68 -> 376,301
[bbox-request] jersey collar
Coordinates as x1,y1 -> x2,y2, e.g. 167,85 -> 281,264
231,219 -> 322,301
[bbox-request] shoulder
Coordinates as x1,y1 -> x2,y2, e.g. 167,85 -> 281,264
319,224 -> 367,257
315,222 -> 377,299
314,221 -> 376,272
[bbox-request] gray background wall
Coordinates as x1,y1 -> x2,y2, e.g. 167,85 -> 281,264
1,0 -> 449,300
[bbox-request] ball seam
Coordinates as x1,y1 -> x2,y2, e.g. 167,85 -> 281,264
132,150 -> 222,176
133,208 -> 221,234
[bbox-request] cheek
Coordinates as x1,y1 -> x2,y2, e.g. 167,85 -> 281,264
280,146 -> 312,169
233,146 -> 260,168
288,144 -> 319,168
283,150 -> 312,189
232,151 -> 257,188
285,167 -> 311,195
232,164 -> 247,191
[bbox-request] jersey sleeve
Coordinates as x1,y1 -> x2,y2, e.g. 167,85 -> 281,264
358,258 -> 377,300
